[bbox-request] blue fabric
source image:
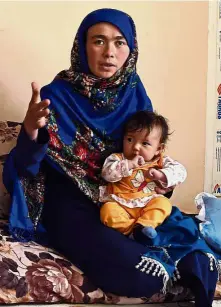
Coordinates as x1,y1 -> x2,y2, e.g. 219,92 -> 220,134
42,78 -> 152,149
3,126 -> 49,241
198,196 -> 221,253
134,206 -> 217,279
177,251 -> 218,307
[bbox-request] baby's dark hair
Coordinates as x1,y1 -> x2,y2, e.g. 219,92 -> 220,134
124,110 -> 170,144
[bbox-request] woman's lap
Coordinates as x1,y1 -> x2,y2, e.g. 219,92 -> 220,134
42,172 -> 217,302
42,176 -> 164,297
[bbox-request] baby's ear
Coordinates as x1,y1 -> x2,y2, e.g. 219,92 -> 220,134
160,143 -> 165,152
156,143 -> 165,155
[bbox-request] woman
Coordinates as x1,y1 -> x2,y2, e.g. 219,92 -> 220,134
3,8 -> 218,306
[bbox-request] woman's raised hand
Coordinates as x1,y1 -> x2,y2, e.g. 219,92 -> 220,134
23,82 -> 50,140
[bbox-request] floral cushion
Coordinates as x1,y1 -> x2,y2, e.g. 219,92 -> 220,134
0,121 -> 221,304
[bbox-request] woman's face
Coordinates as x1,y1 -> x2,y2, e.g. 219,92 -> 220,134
86,22 -> 130,78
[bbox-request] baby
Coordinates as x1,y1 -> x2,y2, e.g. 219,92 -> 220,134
99,110 -> 187,239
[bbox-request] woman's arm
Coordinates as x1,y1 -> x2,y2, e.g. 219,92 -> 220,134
3,126 -> 49,194
3,82 -> 50,193
14,125 -> 49,177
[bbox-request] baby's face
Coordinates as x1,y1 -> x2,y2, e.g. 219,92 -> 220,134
123,127 -> 163,162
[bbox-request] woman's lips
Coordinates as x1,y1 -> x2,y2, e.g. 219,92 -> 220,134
99,63 -> 116,71
100,63 -> 116,67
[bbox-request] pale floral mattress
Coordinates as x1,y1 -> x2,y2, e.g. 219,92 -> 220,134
0,121 -> 221,305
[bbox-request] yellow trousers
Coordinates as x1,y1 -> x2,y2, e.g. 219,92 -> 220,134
100,197 -> 172,235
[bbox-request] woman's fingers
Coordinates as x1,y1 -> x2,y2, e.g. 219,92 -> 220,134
35,99 -> 50,121
35,99 -> 50,111
23,82 -> 50,140
30,82 -> 41,105
36,108 -> 50,119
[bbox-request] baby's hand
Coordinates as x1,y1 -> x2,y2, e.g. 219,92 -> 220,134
128,156 -> 145,170
146,168 -> 167,183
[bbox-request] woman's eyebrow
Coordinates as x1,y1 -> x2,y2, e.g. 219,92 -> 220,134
114,35 -> 125,40
91,34 -> 125,40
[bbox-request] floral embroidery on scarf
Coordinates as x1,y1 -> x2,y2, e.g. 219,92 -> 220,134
21,173 -> 45,231
21,109 -> 115,228
46,111 -> 115,202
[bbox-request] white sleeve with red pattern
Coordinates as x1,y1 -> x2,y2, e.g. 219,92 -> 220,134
160,156 -> 187,188
101,154 -> 132,183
